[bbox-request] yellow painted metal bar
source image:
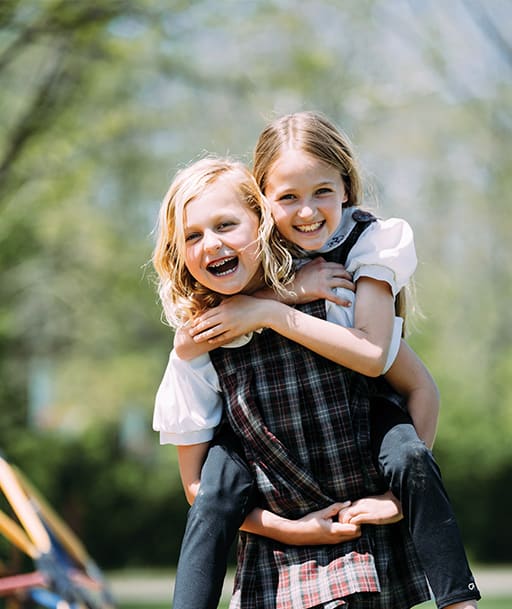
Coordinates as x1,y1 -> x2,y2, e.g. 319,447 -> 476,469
0,509 -> 39,558
14,465 -> 90,567
0,458 -> 51,554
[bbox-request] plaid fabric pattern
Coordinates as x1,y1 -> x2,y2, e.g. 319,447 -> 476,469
210,300 -> 429,609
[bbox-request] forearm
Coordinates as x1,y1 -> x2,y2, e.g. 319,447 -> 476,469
240,503 -> 360,546
241,507 -> 303,544
177,445 -> 354,546
405,388 -> 439,449
252,285 -> 290,302
266,300 -> 387,376
263,277 -> 396,376
177,443 -> 210,504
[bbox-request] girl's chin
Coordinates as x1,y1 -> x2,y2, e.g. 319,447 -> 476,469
206,276 -> 247,295
295,238 -> 326,251
292,230 -> 328,249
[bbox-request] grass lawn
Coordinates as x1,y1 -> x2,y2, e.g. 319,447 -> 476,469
119,598 -> 511,609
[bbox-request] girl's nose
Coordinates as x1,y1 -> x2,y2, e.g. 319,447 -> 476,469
297,201 -> 315,219
203,230 -> 222,252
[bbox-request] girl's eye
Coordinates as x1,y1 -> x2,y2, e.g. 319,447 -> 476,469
278,193 -> 296,202
218,221 -> 236,230
185,232 -> 201,242
316,187 -> 332,196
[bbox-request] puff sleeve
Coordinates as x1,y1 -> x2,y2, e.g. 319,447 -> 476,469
152,350 -> 222,446
346,217 -> 417,296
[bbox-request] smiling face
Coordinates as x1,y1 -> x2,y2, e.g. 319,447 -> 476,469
183,173 -> 263,295
264,148 -> 347,251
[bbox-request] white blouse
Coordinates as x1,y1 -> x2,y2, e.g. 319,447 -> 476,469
153,214 -> 416,446
317,208 -> 417,297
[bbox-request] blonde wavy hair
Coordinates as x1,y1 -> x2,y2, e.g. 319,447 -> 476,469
153,157 -> 294,328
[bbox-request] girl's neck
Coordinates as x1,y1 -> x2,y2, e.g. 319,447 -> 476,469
240,269 -> 266,295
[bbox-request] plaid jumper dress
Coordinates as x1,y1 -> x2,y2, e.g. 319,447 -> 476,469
209,213 -> 430,609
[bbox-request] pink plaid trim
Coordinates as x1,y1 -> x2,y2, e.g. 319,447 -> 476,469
276,552 -> 379,609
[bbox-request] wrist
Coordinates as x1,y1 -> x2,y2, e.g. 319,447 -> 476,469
265,300 -> 291,331
271,517 -> 302,545
257,510 -> 299,543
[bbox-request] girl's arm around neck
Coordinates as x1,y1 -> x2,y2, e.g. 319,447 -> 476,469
264,296 -> 391,377
188,292 -> 392,376
189,277 -> 395,376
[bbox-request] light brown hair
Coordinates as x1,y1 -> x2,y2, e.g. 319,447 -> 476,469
253,111 -> 408,328
253,111 -> 363,208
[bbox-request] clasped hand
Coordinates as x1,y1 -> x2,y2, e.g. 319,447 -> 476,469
289,491 -> 403,546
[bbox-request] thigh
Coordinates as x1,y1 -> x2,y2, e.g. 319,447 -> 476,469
199,420 -> 257,513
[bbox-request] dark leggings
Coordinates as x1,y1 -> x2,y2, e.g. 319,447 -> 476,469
172,426 -> 257,609
369,399 -> 480,608
172,404 -> 481,609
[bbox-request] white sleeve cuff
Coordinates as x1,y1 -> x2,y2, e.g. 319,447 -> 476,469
347,217 -> 417,296
353,265 -> 398,296
159,428 -> 215,446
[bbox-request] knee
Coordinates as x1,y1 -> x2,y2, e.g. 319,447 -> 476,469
191,444 -> 255,522
383,436 -> 436,482
192,480 -> 251,523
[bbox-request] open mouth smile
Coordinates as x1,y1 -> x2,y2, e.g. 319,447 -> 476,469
295,220 -> 325,233
206,256 -> 239,276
